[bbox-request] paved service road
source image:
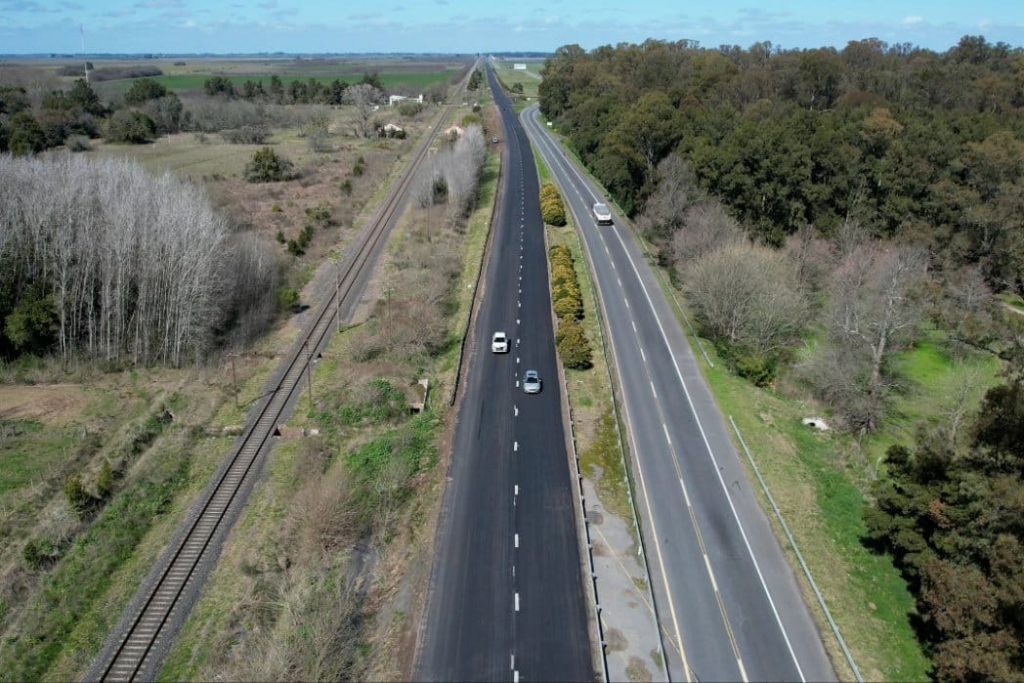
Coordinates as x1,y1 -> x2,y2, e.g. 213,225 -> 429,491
416,70 -> 592,682
523,105 -> 837,683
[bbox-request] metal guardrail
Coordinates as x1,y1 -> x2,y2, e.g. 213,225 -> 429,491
729,415 -> 864,683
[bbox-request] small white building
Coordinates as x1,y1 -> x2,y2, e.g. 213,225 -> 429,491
389,94 -> 424,106
513,63 -> 527,70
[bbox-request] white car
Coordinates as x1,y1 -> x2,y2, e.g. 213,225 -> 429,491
522,370 -> 542,394
592,203 -> 613,225
491,331 -> 509,353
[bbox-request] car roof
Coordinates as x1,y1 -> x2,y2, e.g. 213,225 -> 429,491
594,202 -> 608,210
525,369 -> 539,377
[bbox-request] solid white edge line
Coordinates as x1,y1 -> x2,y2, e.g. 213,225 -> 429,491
608,216 -> 807,683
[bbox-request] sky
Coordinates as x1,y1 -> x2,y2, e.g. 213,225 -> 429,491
1,0 -> 1022,55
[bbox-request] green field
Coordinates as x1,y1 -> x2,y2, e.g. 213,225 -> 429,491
95,70 -> 458,95
492,59 -> 543,101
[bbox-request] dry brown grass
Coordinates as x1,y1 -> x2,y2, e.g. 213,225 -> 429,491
0,385 -> 89,425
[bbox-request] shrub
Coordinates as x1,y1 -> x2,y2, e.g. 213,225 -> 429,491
96,459 -> 115,499
308,130 -> 331,152
66,134 -> 91,152
728,346 -> 778,387
23,538 -> 63,570
556,317 -> 593,369
286,239 -> 304,257
340,178 -> 353,196
220,125 -> 269,144
124,78 -> 168,105
8,111 -> 47,156
64,473 -> 92,517
106,109 -> 156,144
553,289 -> 583,320
540,183 -> 567,226
352,156 -> 366,177
244,147 -> 296,183
305,202 -> 332,227
275,229 -> 285,243
397,100 -> 423,117
278,287 -> 300,310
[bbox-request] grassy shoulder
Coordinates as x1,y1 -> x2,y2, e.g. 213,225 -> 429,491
649,256 -> 1005,681
545,224 -> 632,526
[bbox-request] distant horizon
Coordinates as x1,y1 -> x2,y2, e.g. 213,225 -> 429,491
1,0 -> 1021,55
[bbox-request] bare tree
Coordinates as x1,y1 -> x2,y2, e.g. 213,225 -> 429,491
344,84 -> 383,138
829,244 -> 929,389
684,241 -> 808,355
637,153 -> 702,244
0,154 -> 277,366
806,242 -> 930,430
784,224 -> 835,293
672,201 -> 745,270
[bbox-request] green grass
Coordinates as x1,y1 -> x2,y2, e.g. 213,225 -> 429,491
96,71 -> 455,95
692,340 -> 931,682
0,413 -> 209,682
996,291 -> 1024,311
491,61 -> 541,101
0,421 -> 80,497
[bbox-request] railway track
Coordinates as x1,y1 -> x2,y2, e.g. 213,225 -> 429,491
88,63 -> 478,683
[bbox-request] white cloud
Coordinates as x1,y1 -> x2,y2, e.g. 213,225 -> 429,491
902,16 -> 923,25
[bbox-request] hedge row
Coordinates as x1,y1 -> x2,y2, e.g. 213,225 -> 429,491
549,244 -> 593,369
540,182 -> 567,226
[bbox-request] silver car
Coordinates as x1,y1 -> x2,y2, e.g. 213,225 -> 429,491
522,370 -> 542,394
592,203 -> 613,225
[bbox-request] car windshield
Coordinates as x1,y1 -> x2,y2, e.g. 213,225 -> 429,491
595,204 -> 608,212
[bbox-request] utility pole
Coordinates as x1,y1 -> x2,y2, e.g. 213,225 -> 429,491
303,339 -> 314,413
427,146 -> 437,243
80,25 -> 89,83
228,353 -> 239,408
335,261 -> 342,333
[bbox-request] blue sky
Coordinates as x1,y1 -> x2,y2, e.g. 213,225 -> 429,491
1,0 -> 1021,54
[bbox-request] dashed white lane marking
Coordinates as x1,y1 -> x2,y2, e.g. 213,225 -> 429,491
679,477 -> 693,508
511,654 -> 515,670
631,320 -> 637,333
515,533 -> 519,548
513,670 -> 520,683
640,347 -> 646,363
514,405 -> 519,417
514,592 -> 520,611
514,484 -> 519,496
704,554 -> 720,593
617,276 -> 622,287
650,380 -> 658,399
514,440 -> 519,452
662,423 -> 672,446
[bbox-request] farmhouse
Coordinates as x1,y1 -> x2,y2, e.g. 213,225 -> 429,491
388,93 -> 424,106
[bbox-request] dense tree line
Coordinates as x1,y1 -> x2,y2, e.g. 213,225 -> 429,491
866,349 -> 1024,680
540,36 -> 1024,292
0,155 -> 277,365
0,77 -> 182,154
208,72 -> 387,105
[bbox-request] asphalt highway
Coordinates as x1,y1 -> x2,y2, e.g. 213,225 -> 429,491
523,104 -> 836,683
416,68 -> 592,682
